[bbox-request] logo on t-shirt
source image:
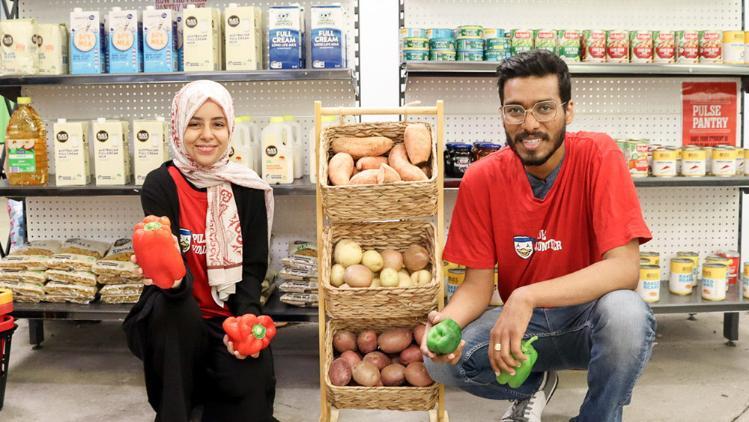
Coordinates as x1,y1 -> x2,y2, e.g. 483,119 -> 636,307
513,230 -> 564,259
191,233 -> 206,255
513,236 -> 535,259
179,228 -> 192,253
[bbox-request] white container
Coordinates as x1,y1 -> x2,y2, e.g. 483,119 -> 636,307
268,5 -> 304,69
37,23 -> 68,75
229,116 -> 255,171
248,119 -> 262,172
311,5 -> 346,69
262,116 -> 294,184
54,119 -> 91,186
309,115 -> 338,183
69,8 -> 107,74
92,118 -> 130,185
0,19 -> 39,75
182,5 -> 222,71
107,7 -> 142,73
143,6 -> 178,73
283,115 -> 304,178
133,117 -> 168,185
224,3 -> 263,71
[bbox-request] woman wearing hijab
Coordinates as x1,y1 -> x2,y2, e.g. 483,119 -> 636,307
124,80 -> 276,422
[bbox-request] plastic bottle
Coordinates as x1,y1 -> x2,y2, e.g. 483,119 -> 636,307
308,115 -> 338,184
261,116 -> 294,184
230,115 -> 254,171
5,97 -> 48,185
283,115 -> 304,179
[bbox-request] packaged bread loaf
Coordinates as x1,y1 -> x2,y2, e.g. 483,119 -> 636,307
0,255 -> 50,271
0,270 -> 46,285
43,282 -> 97,298
45,270 -> 97,287
96,274 -> 143,285
48,253 -> 97,272
280,292 -> 319,307
100,284 -> 143,297
42,294 -> 94,304
0,281 -> 45,302
100,294 -> 141,304
92,260 -> 141,279
103,239 -> 134,262
12,240 -> 62,257
60,238 -> 111,259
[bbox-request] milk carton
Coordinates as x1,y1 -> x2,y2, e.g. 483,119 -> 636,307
142,7 -> 178,72
268,5 -> 304,69
224,4 -> 263,70
311,5 -> 346,69
0,19 -> 39,75
107,8 -> 142,73
92,118 -> 130,185
229,116 -> 254,171
37,24 -> 68,75
182,5 -> 222,71
54,119 -> 91,186
133,117 -> 167,185
70,8 -> 107,74
262,116 -> 295,184
175,13 -> 184,71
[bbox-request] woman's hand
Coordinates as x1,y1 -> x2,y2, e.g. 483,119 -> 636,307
223,335 -> 260,359
130,254 -> 182,289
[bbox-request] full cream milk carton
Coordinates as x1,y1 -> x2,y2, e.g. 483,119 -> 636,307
70,8 -> 107,74
54,119 -> 91,186
37,23 -> 68,75
224,4 -> 263,70
182,5 -> 222,71
0,19 -> 39,75
133,117 -> 168,185
311,5 -> 346,69
268,5 -> 304,69
92,118 -> 130,185
142,6 -> 178,72
107,7 -> 142,73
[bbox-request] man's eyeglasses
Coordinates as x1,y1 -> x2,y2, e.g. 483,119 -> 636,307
501,100 -> 568,125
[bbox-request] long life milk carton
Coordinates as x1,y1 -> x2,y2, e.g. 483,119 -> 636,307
92,118 -> 130,185
107,7 -> 142,73
142,6 -> 178,72
37,23 -> 68,75
268,5 -> 304,69
69,8 -> 107,74
182,5 -> 222,71
0,19 -> 39,75
133,117 -> 168,185
311,5 -> 346,68
54,119 -> 91,186
224,3 -> 262,70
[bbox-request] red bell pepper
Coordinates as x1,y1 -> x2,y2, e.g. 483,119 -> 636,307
223,314 -> 277,356
132,215 -> 186,289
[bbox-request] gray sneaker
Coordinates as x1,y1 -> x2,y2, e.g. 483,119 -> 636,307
500,371 -> 559,422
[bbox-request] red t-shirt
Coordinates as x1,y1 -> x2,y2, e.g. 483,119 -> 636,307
443,131 -> 652,302
168,166 -> 232,319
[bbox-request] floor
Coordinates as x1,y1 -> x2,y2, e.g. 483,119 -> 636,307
1,312 -> 749,422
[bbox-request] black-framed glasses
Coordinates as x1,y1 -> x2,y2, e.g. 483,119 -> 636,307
501,100 -> 568,125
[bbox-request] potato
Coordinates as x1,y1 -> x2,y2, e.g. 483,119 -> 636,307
381,249 -> 403,271
330,264 -> 346,287
379,267 -> 399,287
404,362 -> 434,387
332,136 -> 394,160
403,244 -> 429,272
371,277 -> 381,288
357,329 -> 378,354
410,269 -> 431,286
363,351 -> 391,370
378,328 -> 413,354
362,250 -> 384,273
340,350 -> 362,368
334,239 -> 362,267
329,358 -> 353,386
399,345 -> 423,365
404,123 -> 432,165
398,271 -> 412,287
344,264 -> 373,288
328,152 -> 355,186
413,324 -> 426,345
352,361 -> 380,387
381,363 -> 406,386
333,330 -> 357,353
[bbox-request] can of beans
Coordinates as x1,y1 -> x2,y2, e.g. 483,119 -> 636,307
446,267 -> 465,301
402,49 -> 430,62
702,263 -> 727,301
681,147 -> 706,177
712,146 -> 738,177
430,38 -> 456,51
669,258 -> 694,295
456,38 -> 484,51
511,29 -> 534,56
456,51 -> 484,61
652,148 -> 678,177
582,30 -> 606,63
699,30 -> 723,63
706,255 -> 732,291
627,140 -> 649,177
556,30 -> 581,62
430,50 -> 456,61
606,30 -> 630,63
400,28 -> 427,39
676,30 -> 700,64
722,31 -> 745,64
638,265 -> 661,303
704,146 -> 714,174
402,37 -> 429,50
640,251 -> 660,267
677,251 -> 700,281
630,30 -> 653,63
534,29 -> 556,53
653,31 -> 675,63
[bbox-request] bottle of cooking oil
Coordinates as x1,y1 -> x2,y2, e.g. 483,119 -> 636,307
5,97 -> 48,185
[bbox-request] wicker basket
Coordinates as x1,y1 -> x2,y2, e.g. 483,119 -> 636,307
319,121 -> 439,223
324,318 -> 439,411
321,221 -> 439,319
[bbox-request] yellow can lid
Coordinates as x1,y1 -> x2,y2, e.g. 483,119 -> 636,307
283,115 -> 295,121
269,116 -> 284,123
16,97 -> 31,105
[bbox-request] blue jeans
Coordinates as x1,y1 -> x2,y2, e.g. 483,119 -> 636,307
424,290 -> 656,422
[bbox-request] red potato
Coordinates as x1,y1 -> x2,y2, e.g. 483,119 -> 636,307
399,344 -> 423,365
363,351 -> 391,370
404,123 -> 432,165
333,331 -> 357,353
357,329 -> 378,354
404,362 -> 434,387
403,244 -> 429,272
340,350 -> 362,368
356,156 -> 388,170
381,363 -> 406,386
352,361 -> 380,387
328,152 -> 354,185
388,144 -> 428,181
328,358 -> 352,386
378,328 -> 413,354
413,324 -> 426,345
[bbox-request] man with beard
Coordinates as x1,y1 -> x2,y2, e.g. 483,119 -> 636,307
421,50 -> 656,422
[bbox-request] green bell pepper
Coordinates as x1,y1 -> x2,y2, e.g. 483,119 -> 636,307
496,336 -> 539,388
426,318 -> 462,355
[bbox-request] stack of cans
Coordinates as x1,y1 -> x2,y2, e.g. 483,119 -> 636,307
456,25 -> 484,61
428,28 -> 456,61
484,28 -> 510,62
400,27 -> 429,61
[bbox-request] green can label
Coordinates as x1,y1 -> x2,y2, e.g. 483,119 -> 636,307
486,37 -> 510,51
456,25 -> 484,38
430,38 -> 456,50
484,51 -> 507,62
457,51 -> 484,61
402,49 -> 429,61
533,29 -> 556,52
402,37 -> 429,49
7,139 -> 38,173
430,51 -> 456,61
457,38 -> 484,51
556,30 -> 581,62
511,29 -> 534,56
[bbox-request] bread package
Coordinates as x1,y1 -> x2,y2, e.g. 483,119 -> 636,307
59,238 -> 111,259
99,283 -> 143,296
12,240 -> 62,256
96,274 -> 143,285
0,255 -> 50,271
45,270 -> 97,287
43,282 -> 97,298
103,238 -> 134,261
92,260 -> 141,279
0,270 -> 46,285
48,253 -> 97,272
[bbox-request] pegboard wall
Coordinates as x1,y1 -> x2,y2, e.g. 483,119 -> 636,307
403,0 -> 743,30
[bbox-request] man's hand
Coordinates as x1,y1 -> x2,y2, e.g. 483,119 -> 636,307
223,335 -> 260,360
420,310 -> 465,365
489,287 -> 534,376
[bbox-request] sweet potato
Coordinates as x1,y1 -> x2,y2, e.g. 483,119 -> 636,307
388,144 -> 428,182
356,156 -> 388,171
377,163 -> 402,184
349,168 -> 383,185
332,136 -> 394,159
328,152 -> 354,186
404,123 -> 432,165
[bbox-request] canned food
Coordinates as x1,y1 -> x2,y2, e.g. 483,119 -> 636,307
606,30 -> 630,63
712,146 -> 738,177
457,38 -> 484,51
640,251 -> 660,266
511,29 -> 534,55
484,51 -> 508,62
653,31 -> 675,63
626,140 -> 649,177
556,30 -> 581,63
640,258 -> 651,265
738,151 -> 745,176
702,263 -> 727,301
716,250 -> 740,285
669,258 -> 694,295
682,147 -> 706,177
430,50 -> 456,61
583,30 -> 607,62
483,28 -> 506,39
704,147 -> 714,174
676,30 -> 700,64
706,255 -> 732,291
456,51 -> 484,61
486,37 -> 510,52
652,148 -> 678,177
745,32 -> 749,64
630,31 -> 653,63
722,31 -> 745,64
400,28 -> 427,39
677,251 -> 700,281
699,30 -> 723,63
446,267 -> 465,301
427,28 -> 454,40
675,147 -> 683,175
402,49 -> 430,62
402,37 -> 429,50
456,25 -> 483,39
638,265 -> 661,303
430,38 -> 456,51
534,29 -> 556,53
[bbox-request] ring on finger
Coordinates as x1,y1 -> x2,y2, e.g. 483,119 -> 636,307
493,343 -> 501,352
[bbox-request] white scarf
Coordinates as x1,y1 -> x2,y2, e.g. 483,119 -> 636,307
170,80 -> 274,304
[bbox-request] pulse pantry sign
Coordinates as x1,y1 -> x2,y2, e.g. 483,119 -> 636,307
682,82 -> 738,147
